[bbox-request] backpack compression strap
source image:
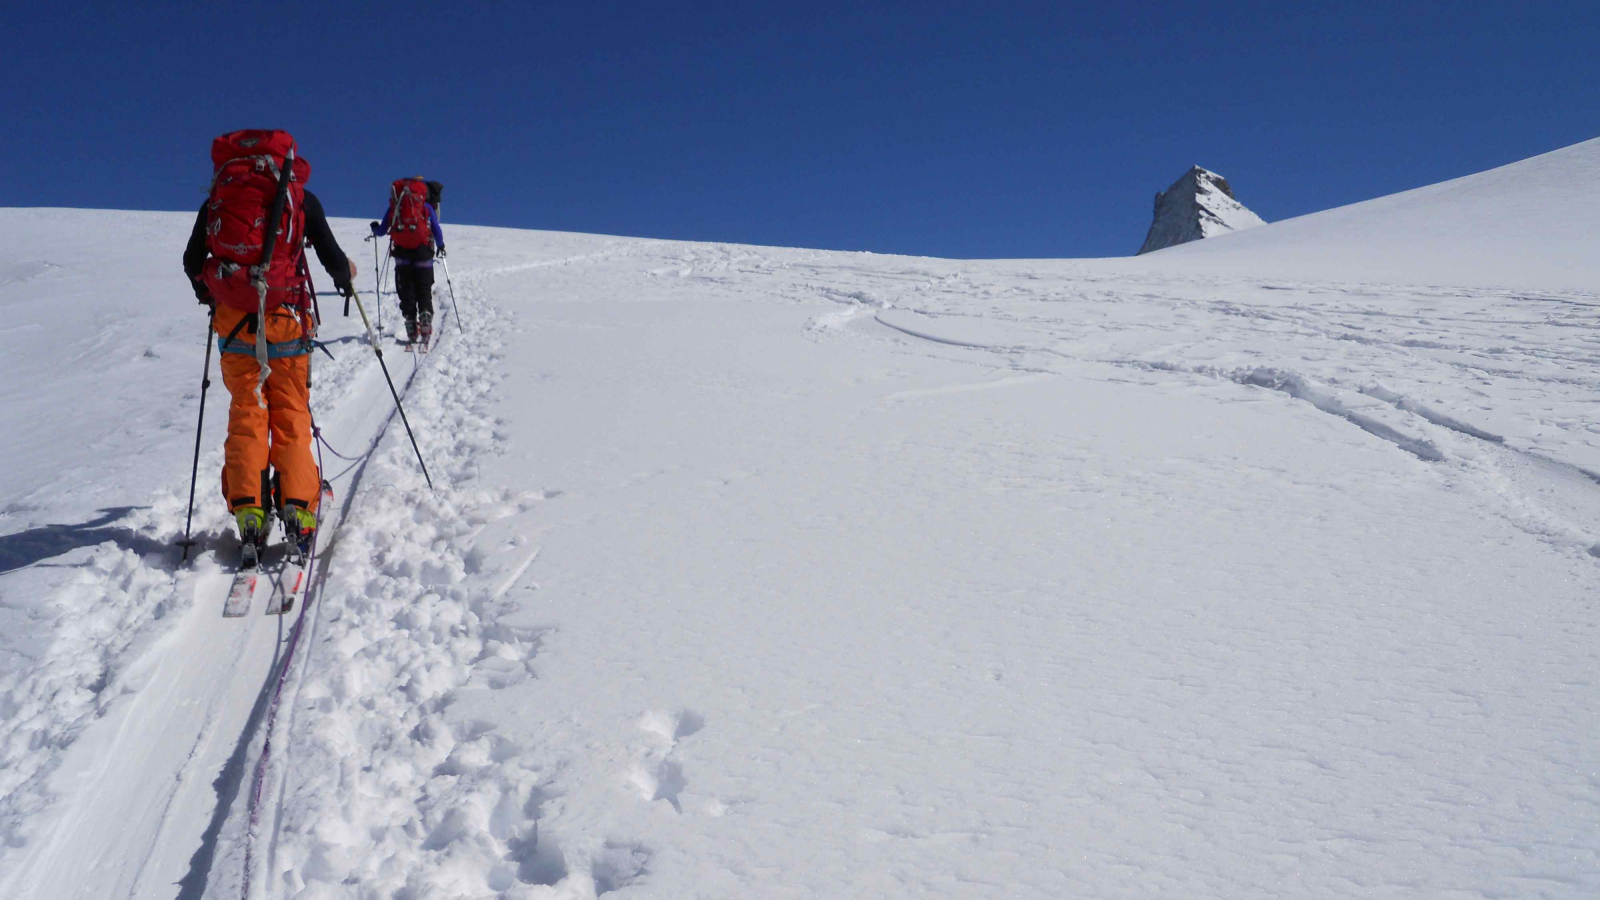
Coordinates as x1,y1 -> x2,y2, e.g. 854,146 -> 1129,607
249,148 -> 298,408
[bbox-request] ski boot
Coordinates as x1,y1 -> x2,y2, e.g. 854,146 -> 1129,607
284,505 -> 317,558
271,505 -> 317,615
223,506 -> 271,617
404,317 -> 419,347
235,506 -> 268,568
417,313 -> 433,350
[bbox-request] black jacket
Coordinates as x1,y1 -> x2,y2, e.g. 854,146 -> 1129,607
183,190 -> 351,289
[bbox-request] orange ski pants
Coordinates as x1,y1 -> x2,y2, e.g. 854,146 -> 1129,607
213,305 -> 321,515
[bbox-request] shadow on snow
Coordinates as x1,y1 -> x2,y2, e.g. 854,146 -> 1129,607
0,507 -> 171,574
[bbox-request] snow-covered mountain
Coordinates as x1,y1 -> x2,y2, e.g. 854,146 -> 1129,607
2,137 -> 1598,899
1140,136 -> 1600,291
1136,165 -> 1266,254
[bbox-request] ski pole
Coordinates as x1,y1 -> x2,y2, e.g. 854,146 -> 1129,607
439,256 -> 464,333
357,234 -> 380,317
347,288 -> 433,489
431,192 -> 460,333
377,243 -> 393,335
179,307 -> 217,561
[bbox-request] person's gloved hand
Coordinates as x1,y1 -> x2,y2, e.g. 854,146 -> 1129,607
369,220 -> 382,236
335,280 -> 356,299
192,278 -> 213,306
436,246 -> 447,259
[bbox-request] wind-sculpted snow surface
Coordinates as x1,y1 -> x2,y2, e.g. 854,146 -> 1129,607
1,181 -> 1598,898
0,534 -> 175,846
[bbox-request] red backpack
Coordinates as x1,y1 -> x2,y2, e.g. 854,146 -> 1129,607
388,177 -> 432,249
202,129 -> 312,312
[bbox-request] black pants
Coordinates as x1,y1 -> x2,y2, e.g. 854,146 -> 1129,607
392,244 -> 435,324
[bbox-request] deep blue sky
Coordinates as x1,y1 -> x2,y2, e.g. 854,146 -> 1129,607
3,1 -> 1595,258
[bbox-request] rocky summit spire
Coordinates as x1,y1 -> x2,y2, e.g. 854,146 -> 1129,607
1137,166 -> 1266,255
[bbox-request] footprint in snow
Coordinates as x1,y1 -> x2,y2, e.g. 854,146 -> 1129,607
629,709 -> 704,813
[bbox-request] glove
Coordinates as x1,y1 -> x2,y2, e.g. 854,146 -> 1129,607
436,246 -> 446,258
335,280 -> 356,299
191,278 -> 213,306
369,220 -> 382,236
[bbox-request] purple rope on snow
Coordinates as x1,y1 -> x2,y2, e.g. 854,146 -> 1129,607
236,313 -> 446,893
313,425 -> 365,461
240,437 -> 327,898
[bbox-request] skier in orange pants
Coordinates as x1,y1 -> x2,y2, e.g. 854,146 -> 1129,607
213,304 -> 324,519
182,131 -> 355,547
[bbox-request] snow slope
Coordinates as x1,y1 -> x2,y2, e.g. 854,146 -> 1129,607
1,139 -> 1598,899
1140,136 -> 1600,291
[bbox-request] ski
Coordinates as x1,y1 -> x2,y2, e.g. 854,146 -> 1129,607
223,542 -> 263,617
268,482 -> 331,615
265,547 -> 308,615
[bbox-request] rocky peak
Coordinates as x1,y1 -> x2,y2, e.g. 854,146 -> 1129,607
1137,166 -> 1266,255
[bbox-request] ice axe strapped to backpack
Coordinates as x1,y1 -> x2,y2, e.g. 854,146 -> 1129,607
202,130 -> 310,313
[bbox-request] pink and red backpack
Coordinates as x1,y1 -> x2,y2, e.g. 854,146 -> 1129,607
388,177 -> 432,249
201,129 -> 312,312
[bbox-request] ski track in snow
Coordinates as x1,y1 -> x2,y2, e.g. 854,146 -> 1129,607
864,276 -> 1600,560
867,278 -> 1600,558
0,233 -> 566,898
214,282 -> 570,899
2,207 -> 1599,898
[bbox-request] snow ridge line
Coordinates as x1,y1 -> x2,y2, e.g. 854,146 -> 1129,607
871,309 -> 1600,503
872,310 -> 1453,462
871,309 -> 1600,560
1230,367 -> 1445,462
1357,385 -> 1505,443
476,242 -> 645,279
